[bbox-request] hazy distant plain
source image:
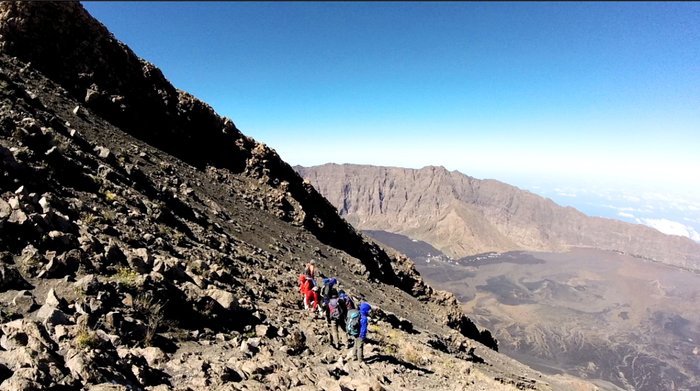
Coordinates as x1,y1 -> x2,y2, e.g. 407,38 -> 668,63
365,230 -> 700,391
417,248 -> 700,391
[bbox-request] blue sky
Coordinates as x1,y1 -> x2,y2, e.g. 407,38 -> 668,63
83,2 -> 700,237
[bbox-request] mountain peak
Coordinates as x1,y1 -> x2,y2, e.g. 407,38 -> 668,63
1,1 -> 138,94
0,1 -> 248,171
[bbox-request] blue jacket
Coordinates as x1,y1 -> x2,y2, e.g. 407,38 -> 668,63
359,302 -> 371,339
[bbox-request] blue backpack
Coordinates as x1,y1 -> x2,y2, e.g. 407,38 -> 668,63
346,309 -> 360,336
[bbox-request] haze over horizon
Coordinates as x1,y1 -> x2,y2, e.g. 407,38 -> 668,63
82,2 -> 700,240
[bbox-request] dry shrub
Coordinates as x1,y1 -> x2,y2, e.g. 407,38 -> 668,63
134,293 -> 166,346
399,342 -> 428,366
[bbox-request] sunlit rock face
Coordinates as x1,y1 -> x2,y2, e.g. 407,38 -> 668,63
297,163 -> 700,270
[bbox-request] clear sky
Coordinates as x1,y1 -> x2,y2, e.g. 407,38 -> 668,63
82,2 -> 699,197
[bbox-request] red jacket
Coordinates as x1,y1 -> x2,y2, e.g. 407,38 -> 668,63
299,277 -> 319,310
298,274 -> 307,294
300,276 -> 315,294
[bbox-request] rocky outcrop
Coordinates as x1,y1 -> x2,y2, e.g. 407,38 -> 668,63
0,2 -> 587,390
296,163 -> 700,270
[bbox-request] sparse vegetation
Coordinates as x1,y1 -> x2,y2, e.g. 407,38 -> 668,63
373,326 -> 401,356
113,266 -> 140,287
373,325 -> 430,366
399,342 -> 428,366
80,212 -> 97,226
173,229 -> 186,244
0,306 -> 18,323
75,326 -> 100,349
72,285 -> 87,298
154,223 -> 187,245
189,261 -> 204,275
101,209 -> 117,222
134,293 -> 166,346
17,252 -> 43,274
104,190 -> 118,202
88,174 -> 104,188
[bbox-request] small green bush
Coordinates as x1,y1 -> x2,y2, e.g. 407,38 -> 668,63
75,329 -> 100,349
104,190 -> 118,202
113,266 -> 139,287
81,212 -> 97,226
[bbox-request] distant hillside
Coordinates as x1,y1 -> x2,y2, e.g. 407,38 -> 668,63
296,163 -> 700,270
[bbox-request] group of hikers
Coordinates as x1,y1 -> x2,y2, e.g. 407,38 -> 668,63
298,260 -> 372,362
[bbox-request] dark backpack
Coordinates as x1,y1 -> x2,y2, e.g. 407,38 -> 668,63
343,296 -> 355,311
346,309 -> 360,336
321,283 -> 331,299
321,284 -> 337,304
328,298 -> 341,320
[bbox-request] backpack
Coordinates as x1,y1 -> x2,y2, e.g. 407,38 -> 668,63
321,283 -> 331,299
321,284 -> 337,305
339,292 -> 355,311
344,296 -> 355,311
328,298 -> 341,320
346,309 -> 360,336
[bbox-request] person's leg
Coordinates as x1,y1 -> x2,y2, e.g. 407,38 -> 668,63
309,292 -> 318,315
330,320 -> 339,348
355,336 -> 364,361
351,336 -> 358,360
335,321 -> 345,348
312,292 -> 319,312
339,321 -> 348,347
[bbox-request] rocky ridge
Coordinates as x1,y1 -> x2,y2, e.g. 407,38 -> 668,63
0,2 -> 606,390
295,163 -> 700,271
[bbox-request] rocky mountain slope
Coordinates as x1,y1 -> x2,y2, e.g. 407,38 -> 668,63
295,164 -> 700,271
0,2 -> 607,390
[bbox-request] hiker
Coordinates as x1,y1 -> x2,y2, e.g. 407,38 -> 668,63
346,301 -> 371,362
324,288 -> 345,349
327,289 -> 354,349
298,274 -> 307,306
314,277 -> 335,317
338,290 -> 355,312
304,259 -> 316,279
320,277 -> 338,306
300,275 -> 319,313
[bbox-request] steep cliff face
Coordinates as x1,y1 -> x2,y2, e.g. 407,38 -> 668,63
0,3 -> 580,390
296,163 -> 700,270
